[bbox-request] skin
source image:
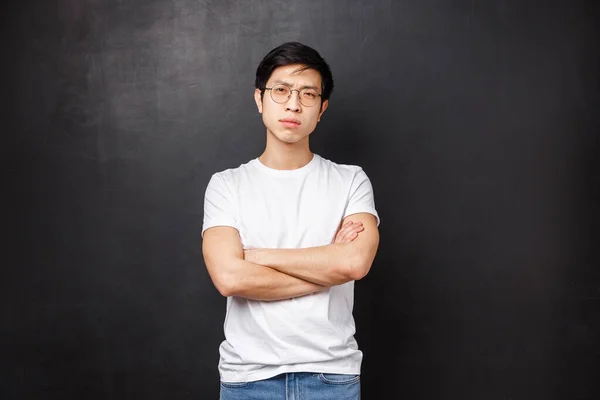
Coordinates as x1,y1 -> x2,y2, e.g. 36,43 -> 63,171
243,213 -> 378,286
202,221 -> 365,300
202,63 -> 379,300
253,64 -> 328,170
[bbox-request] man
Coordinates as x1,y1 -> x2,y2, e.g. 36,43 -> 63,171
201,41 -> 380,400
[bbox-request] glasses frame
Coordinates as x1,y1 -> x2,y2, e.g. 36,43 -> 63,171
264,84 -> 322,107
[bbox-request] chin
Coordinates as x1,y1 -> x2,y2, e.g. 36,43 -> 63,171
285,133 -> 311,144
278,136 -> 303,144
270,130 -> 308,144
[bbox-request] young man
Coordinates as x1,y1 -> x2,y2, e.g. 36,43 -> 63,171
201,41 -> 380,399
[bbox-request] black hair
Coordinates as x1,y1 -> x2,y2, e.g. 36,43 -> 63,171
255,41 -> 334,102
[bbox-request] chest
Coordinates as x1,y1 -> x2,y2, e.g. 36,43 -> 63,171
236,176 -> 349,249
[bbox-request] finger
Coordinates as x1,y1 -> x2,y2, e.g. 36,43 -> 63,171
339,228 -> 362,243
343,226 -> 364,240
340,231 -> 359,243
335,228 -> 353,243
334,222 -> 364,243
351,226 -> 365,234
335,222 -> 354,238
334,235 -> 347,244
340,221 -> 361,230
339,223 -> 363,236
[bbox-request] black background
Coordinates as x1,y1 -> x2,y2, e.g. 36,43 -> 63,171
2,0 -> 599,399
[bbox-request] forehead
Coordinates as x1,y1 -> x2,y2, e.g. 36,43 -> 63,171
267,64 -> 322,87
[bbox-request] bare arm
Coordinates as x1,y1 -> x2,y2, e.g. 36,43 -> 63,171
202,226 -> 326,301
202,221 -> 366,300
244,213 -> 380,286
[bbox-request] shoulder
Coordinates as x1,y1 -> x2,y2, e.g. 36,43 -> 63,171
205,159 -> 257,194
209,159 -> 256,183
316,154 -> 368,179
316,154 -> 364,173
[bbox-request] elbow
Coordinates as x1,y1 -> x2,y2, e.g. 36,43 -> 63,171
341,254 -> 372,281
216,281 -> 234,297
209,268 -> 237,297
346,260 -> 372,281
212,277 -> 233,297
345,240 -> 379,281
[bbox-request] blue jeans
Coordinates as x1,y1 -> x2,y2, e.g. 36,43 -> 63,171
220,372 -> 361,400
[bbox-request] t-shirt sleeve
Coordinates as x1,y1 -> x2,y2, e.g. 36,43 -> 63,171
201,173 -> 239,238
343,167 -> 380,227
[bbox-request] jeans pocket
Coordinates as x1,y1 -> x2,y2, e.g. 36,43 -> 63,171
220,380 -> 250,389
317,373 -> 360,385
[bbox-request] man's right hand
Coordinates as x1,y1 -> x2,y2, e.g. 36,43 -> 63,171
333,220 -> 364,244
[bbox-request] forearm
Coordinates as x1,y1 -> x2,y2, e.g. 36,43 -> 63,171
222,258 -> 327,301
248,243 -> 357,286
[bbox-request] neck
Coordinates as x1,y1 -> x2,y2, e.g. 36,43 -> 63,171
259,132 -> 313,170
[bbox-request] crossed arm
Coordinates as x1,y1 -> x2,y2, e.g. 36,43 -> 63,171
202,213 -> 379,301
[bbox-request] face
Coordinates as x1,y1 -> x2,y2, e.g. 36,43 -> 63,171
254,64 -> 328,145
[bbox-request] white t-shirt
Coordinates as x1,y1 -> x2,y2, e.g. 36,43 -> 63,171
202,153 -> 380,383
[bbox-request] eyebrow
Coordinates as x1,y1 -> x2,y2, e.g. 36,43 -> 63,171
272,80 -> 320,91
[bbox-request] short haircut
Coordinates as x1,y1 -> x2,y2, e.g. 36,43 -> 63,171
255,42 -> 334,102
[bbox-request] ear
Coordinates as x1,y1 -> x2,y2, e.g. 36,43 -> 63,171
317,99 -> 329,122
254,89 -> 263,114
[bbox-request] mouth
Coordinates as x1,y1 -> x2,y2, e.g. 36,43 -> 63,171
279,118 -> 301,127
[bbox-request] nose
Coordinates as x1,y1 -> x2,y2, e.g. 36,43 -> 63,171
285,90 -> 301,112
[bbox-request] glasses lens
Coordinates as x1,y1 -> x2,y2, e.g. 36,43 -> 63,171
270,85 -> 290,103
299,89 -> 319,107
269,84 -> 321,107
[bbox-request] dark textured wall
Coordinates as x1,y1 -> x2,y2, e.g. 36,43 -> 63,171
2,1 -> 598,399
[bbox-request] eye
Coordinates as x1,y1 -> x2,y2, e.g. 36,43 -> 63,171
302,91 -> 317,99
274,86 -> 288,93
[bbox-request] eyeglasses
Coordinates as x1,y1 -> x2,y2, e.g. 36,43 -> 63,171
264,84 -> 322,107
